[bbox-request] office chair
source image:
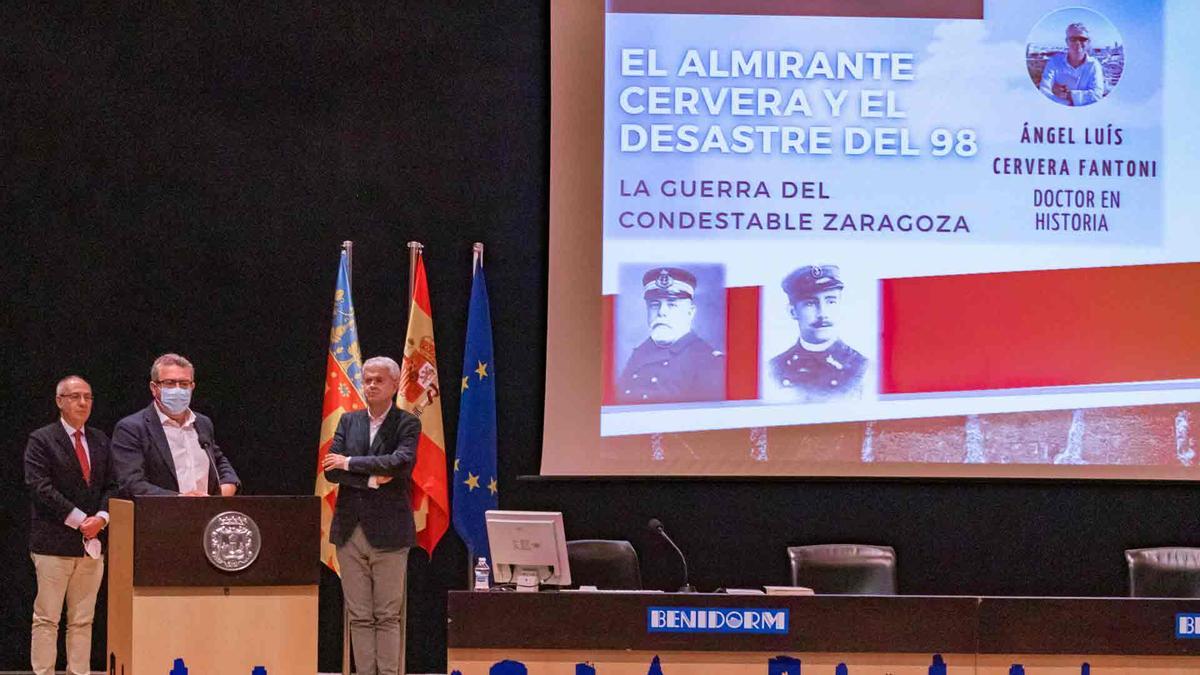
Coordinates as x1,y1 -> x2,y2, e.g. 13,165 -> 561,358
1125,547 -> 1200,597
787,543 -> 897,594
566,539 -> 643,590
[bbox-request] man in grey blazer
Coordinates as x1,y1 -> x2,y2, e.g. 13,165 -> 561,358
322,355 -> 420,675
111,353 -> 239,496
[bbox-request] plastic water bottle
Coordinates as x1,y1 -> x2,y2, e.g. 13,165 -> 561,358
473,557 -> 491,591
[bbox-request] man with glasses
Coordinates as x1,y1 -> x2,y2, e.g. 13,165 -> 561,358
24,375 -> 116,675
111,353 -> 239,496
1039,22 -> 1106,107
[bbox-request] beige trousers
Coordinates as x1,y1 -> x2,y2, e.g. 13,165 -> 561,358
30,552 -> 104,675
337,525 -> 410,675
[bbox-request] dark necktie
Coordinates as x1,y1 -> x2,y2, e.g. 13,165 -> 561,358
73,429 -> 91,485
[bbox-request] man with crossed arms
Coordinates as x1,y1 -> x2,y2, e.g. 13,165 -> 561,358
323,355 -> 421,675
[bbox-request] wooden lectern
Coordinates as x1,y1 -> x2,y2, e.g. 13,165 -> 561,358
107,496 -> 320,674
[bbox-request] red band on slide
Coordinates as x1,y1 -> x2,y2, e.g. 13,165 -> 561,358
726,286 -> 761,400
880,263 -> 1200,394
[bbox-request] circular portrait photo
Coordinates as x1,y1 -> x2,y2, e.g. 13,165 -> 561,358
1025,7 -> 1124,107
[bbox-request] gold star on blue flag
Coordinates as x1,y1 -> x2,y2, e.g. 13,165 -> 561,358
453,246 -> 498,563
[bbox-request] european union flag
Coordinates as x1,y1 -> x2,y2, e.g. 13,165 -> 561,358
453,247 -> 498,563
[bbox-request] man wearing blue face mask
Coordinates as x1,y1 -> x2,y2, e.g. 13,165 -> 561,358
111,353 -> 240,496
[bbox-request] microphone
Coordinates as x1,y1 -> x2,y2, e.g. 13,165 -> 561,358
647,518 -> 694,593
199,439 -> 220,496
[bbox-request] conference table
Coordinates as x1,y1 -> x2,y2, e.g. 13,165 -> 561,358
447,591 -> 1200,674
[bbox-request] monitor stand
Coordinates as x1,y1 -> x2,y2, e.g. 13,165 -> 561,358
513,565 -> 542,592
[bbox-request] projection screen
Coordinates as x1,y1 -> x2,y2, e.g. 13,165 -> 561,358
544,0 -> 1200,479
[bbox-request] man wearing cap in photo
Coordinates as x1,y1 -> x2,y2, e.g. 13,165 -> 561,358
616,267 -> 724,404
1038,22 -> 1106,107
770,265 -> 867,401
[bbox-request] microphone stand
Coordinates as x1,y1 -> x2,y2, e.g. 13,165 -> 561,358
649,519 -> 695,593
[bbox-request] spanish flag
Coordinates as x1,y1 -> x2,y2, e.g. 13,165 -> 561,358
398,249 -> 450,555
316,247 -> 367,574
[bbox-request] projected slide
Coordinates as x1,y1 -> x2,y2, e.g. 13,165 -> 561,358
543,0 -> 1200,477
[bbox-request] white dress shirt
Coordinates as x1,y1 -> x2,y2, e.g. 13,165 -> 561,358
355,407 -> 390,489
59,419 -> 109,529
343,401 -> 393,485
368,407 -> 388,444
155,406 -> 210,495
1038,52 -> 1106,107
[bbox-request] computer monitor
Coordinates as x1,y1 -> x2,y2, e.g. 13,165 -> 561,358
484,510 -> 572,592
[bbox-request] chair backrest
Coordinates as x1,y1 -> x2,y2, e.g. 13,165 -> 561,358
787,544 -> 897,595
1125,547 -> 1200,597
566,539 -> 642,590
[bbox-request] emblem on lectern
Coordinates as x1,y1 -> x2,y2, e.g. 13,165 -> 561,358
203,511 -> 262,572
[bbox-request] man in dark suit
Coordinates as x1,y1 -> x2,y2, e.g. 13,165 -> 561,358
111,353 -> 239,496
322,355 -> 420,675
25,375 -> 117,675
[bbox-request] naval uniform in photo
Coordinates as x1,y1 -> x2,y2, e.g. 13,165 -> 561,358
616,267 -> 725,404
769,339 -> 867,401
770,264 -> 868,402
617,331 -> 724,403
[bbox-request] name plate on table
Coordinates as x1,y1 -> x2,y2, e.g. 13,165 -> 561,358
647,606 -> 789,634
1178,613 -> 1200,638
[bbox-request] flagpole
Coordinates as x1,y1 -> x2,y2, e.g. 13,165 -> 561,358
401,240 -> 423,675
407,241 -> 423,307
468,242 -> 489,589
340,240 -> 353,675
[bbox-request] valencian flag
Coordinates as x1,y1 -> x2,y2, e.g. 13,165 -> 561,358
398,248 -> 450,555
316,246 -> 367,574
453,245 -> 498,562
